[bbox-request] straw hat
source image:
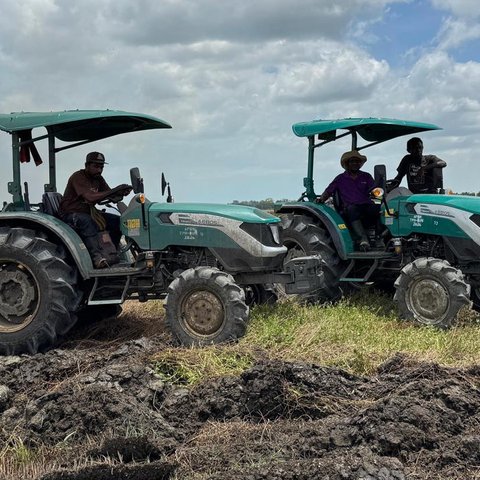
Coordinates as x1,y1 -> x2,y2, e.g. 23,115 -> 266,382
340,150 -> 367,170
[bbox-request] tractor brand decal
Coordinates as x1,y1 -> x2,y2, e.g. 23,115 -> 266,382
126,218 -> 141,236
176,213 -> 222,227
338,223 -> 347,230
419,204 -> 454,218
168,212 -> 286,257
410,214 -> 424,227
180,226 -> 199,240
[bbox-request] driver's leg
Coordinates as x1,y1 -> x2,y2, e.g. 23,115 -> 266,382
63,212 -> 107,268
344,204 -> 369,251
102,212 -> 122,248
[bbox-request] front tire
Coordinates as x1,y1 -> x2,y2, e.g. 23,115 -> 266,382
280,213 -> 344,303
394,257 -> 470,328
0,228 -> 81,354
165,267 -> 249,346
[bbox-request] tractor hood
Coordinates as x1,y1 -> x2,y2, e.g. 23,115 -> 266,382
148,202 -> 280,224
405,194 -> 480,215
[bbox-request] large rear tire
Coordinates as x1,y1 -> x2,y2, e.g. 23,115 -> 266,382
394,257 -> 470,328
165,267 -> 249,346
0,227 -> 81,354
280,213 -> 344,303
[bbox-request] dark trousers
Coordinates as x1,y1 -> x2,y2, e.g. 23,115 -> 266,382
62,212 -> 122,247
343,203 -> 381,229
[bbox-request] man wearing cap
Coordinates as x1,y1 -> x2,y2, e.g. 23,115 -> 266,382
316,150 -> 380,251
59,151 -> 132,268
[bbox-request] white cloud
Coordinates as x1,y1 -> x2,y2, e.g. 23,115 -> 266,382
435,17 -> 480,50
431,0 -> 480,18
1,0 -> 480,204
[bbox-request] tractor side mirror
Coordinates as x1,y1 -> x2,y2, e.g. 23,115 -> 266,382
374,164 -> 387,191
161,173 -> 173,203
161,173 -> 167,196
130,167 -> 144,194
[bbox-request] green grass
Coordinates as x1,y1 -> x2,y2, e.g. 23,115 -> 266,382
246,292 -> 480,374
152,348 -> 255,385
148,291 -> 480,384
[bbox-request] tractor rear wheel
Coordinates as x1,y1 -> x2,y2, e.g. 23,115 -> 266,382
0,227 -> 81,354
394,257 -> 470,328
280,213 -> 344,303
165,267 -> 249,346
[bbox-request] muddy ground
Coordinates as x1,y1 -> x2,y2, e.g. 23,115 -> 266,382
0,311 -> 479,480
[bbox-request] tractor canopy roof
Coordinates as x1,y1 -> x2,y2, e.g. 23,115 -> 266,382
0,110 -> 171,143
292,117 -> 441,143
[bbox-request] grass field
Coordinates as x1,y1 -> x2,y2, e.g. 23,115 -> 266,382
143,290 -> 480,385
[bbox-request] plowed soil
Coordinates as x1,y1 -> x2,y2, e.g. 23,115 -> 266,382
0,311 -> 479,480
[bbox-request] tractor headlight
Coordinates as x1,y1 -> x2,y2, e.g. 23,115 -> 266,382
269,224 -> 281,245
240,223 -> 281,246
371,187 -> 384,199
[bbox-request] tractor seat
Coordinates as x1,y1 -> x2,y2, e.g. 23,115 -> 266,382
41,192 -> 63,217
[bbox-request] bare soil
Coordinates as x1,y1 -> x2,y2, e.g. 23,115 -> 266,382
0,310 -> 479,479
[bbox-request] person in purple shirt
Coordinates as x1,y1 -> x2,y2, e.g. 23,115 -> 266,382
316,150 -> 380,251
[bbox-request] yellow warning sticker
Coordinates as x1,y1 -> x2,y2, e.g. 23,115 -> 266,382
338,224 -> 347,230
126,218 -> 141,229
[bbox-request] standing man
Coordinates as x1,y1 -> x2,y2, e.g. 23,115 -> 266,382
316,150 -> 381,251
59,151 -> 132,268
391,137 -> 446,193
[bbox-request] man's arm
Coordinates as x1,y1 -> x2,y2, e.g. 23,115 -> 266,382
315,176 -> 338,203
423,155 -> 447,171
388,156 -> 408,187
72,174 -> 131,204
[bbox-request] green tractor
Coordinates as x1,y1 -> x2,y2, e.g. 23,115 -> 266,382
0,110 -> 323,355
276,117 -> 480,327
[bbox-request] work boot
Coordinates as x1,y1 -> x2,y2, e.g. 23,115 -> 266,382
84,235 -> 108,269
350,220 -> 370,251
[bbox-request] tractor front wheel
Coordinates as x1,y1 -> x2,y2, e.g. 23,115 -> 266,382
394,257 -> 470,328
0,227 -> 81,354
165,267 -> 249,346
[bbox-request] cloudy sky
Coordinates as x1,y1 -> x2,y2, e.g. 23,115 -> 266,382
1,0 -> 480,204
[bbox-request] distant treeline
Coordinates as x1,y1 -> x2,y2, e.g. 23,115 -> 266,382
231,198 -> 294,210
232,193 -> 480,209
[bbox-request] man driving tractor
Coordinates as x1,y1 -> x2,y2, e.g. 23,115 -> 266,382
315,150 -> 383,251
59,151 -> 132,268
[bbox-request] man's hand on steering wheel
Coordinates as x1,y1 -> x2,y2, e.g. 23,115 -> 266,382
98,185 -> 133,205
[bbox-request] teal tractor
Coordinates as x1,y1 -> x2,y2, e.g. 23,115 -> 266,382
276,117 -> 480,327
0,110 -> 323,355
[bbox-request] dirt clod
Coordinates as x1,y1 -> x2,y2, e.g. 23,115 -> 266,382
1,319 -> 479,479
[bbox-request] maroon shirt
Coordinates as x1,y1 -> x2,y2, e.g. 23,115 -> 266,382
324,170 -> 375,206
60,169 -> 110,215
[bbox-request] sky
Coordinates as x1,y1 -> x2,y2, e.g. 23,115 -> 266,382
1,0 -> 480,205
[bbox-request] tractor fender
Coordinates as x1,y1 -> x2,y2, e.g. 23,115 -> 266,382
276,203 -> 351,259
0,212 -> 93,279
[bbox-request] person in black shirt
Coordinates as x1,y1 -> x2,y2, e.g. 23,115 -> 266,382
390,137 -> 446,193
